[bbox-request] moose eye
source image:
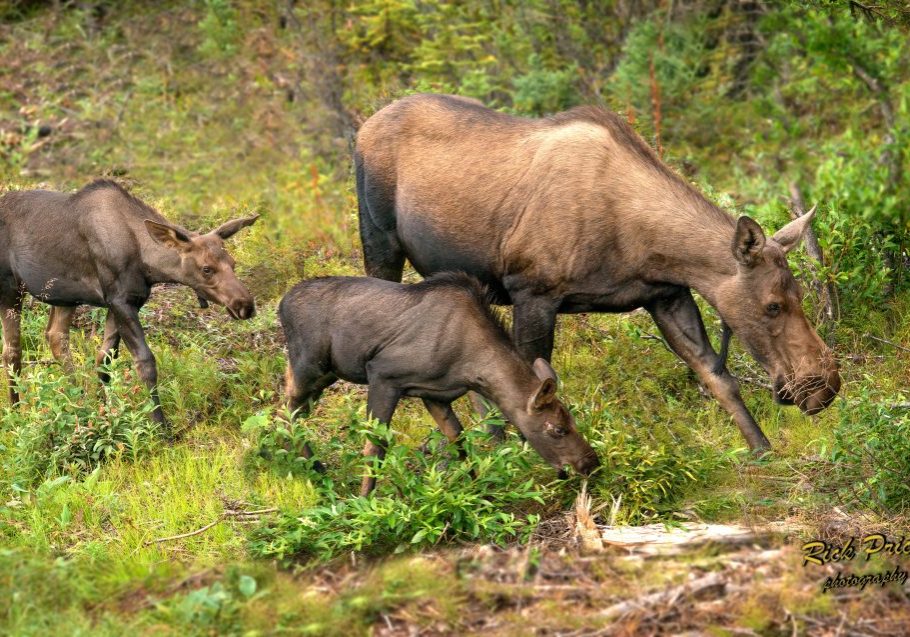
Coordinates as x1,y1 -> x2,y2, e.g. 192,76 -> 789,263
545,422 -> 568,438
766,302 -> 781,317
202,266 -> 214,276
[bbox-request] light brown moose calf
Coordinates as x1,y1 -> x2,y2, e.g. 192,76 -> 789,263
278,273 -> 600,496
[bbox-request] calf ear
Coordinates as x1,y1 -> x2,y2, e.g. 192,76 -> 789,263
212,214 -> 260,240
732,216 -> 766,267
772,204 -> 817,254
527,378 -> 558,413
145,220 -> 192,251
532,358 -> 558,383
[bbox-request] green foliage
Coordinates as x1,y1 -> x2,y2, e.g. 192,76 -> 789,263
154,581 -> 240,634
249,418 -> 547,564
242,407 -> 327,478
579,401 -> 742,523
4,367 -> 159,487
512,54 -> 579,115
197,0 -> 241,59
0,2 -> 909,632
827,384 -> 910,512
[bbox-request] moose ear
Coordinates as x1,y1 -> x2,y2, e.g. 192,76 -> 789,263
527,377 -> 558,414
532,358 -> 558,383
212,214 -> 260,240
732,216 -> 766,267
772,204 -> 817,255
145,220 -> 192,251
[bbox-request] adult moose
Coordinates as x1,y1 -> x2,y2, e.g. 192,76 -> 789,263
0,180 -> 259,437
354,94 -> 840,452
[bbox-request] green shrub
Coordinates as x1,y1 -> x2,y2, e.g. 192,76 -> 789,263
3,367 -> 159,487
580,401 -> 740,523
197,0 -> 241,59
511,54 -> 579,115
242,407 -> 328,478
247,413 -> 548,564
827,385 -> 910,513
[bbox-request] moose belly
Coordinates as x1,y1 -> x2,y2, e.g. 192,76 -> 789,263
396,215 -> 510,300
20,270 -> 104,306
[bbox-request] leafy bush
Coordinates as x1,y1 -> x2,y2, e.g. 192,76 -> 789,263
197,0 -> 241,59
4,367 -> 159,487
581,402 -> 740,523
247,412 -> 548,564
512,54 -> 579,115
152,569 -> 258,635
242,407 -> 329,478
827,385 -> 910,513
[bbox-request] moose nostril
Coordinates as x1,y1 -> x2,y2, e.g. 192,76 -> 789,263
230,301 -> 255,320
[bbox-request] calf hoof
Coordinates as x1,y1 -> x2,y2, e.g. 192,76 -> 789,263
485,423 -> 506,442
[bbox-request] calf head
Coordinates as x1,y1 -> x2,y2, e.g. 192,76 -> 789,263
513,359 -> 600,476
145,214 -> 260,320
717,206 -> 840,414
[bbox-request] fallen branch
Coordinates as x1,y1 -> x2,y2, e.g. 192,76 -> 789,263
595,522 -> 787,556
864,333 -> 910,353
144,507 -> 277,546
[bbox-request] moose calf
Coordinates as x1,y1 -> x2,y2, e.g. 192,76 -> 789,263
0,180 -> 259,436
279,273 -> 600,496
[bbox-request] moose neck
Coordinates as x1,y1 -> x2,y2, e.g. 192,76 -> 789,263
138,233 -> 187,286
637,181 -> 740,311
472,346 -> 539,422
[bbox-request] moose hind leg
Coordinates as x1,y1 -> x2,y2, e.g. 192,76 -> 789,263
360,380 -> 401,496
646,290 -> 771,452
0,289 -> 23,405
284,361 -> 336,473
356,153 -> 405,281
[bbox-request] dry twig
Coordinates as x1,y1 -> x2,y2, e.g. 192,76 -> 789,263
144,507 -> 277,546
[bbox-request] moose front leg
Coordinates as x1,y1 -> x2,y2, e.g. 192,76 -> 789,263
478,291 -> 559,440
360,381 -> 400,496
646,290 -> 771,453
0,290 -> 23,405
45,306 -> 76,372
109,301 -> 169,438
422,399 -> 468,462
95,310 -> 121,384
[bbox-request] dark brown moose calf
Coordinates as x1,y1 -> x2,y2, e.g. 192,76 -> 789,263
355,94 -> 841,452
279,273 -> 600,496
0,180 -> 259,436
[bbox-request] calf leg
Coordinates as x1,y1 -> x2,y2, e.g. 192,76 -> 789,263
360,381 -> 401,496
109,301 -> 169,438
284,360 -> 336,473
646,290 -> 771,453
45,306 -> 76,372
0,290 -> 23,405
422,399 -> 468,463
95,311 -> 121,384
